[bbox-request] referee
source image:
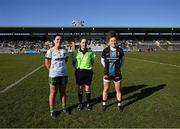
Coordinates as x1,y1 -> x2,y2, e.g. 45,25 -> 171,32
70,37 -> 95,110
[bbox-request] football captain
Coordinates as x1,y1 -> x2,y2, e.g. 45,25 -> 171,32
101,31 -> 125,112
45,35 -> 68,119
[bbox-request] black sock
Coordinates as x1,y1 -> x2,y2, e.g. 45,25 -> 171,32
78,91 -> 83,104
86,91 -> 91,104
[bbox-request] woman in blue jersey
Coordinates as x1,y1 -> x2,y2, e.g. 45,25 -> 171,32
101,31 -> 125,112
45,35 -> 68,119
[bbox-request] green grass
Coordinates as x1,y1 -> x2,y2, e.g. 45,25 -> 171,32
0,54 -> 44,91
0,51 -> 180,128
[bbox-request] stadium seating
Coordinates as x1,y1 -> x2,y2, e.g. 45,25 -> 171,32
1,39 -> 180,53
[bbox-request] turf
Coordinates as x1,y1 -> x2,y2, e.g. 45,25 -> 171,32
0,51 -> 179,128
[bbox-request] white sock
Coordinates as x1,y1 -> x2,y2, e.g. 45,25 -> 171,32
102,102 -> 106,106
118,103 -> 121,107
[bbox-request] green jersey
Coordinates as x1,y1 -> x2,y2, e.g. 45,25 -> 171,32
70,48 -> 95,70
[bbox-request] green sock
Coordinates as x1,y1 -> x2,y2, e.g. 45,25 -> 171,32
62,103 -> 66,109
50,105 -> 54,113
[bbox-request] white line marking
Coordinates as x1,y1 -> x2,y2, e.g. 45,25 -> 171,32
0,64 -> 44,94
127,57 -> 180,68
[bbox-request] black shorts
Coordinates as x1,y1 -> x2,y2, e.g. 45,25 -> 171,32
75,69 -> 93,86
103,74 -> 122,82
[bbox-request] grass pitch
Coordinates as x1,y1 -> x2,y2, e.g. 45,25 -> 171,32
0,51 -> 180,128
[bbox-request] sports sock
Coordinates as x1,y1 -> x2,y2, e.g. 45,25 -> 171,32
85,91 -> 91,104
49,105 -> 54,113
102,100 -> 106,106
62,103 -> 66,109
117,100 -> 121,106
78,91 -> 83,104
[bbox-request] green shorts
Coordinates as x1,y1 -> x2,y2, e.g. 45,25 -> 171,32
49,76 -> 68,87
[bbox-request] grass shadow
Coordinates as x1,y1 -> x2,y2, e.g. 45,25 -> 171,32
106,84 -> 166,111
66,84 -> 148,113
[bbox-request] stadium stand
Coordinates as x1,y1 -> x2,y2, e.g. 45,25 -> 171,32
0,27 -> 180,53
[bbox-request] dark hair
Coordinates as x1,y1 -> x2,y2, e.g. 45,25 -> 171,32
53,34 -> 62,40
79,36 -> 87,43
106,31 -> 117,43
51,35 -> 62,46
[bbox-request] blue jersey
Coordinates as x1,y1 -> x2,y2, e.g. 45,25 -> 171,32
45,48 -> 68,77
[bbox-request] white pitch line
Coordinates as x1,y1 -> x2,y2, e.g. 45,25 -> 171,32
127,57 -> 180,68
0,64 -> 44,94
